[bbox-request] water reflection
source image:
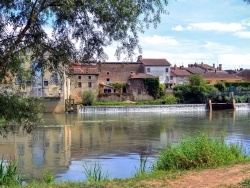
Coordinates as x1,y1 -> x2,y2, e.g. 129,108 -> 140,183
0,110 -> 250,181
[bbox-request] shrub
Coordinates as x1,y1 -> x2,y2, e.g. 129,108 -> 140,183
82,91 -> 94,106
162,94 -> 178,104
153,133 -> 249,171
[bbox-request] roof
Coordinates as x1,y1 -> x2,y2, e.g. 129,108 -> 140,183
196,63 -> 215,70
186,67 -> 205,74
70,64 -> 99,75
236,69 -> 250,81
99,83 -> 114,88
171,69 -> 190,77
202,71 -> 243,79
138,58 -> 171,66
130,73 -> 156,79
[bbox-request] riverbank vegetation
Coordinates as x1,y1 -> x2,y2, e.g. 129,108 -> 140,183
3,133 -> 250,187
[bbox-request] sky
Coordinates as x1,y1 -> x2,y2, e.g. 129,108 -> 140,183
105,0 -> 250,70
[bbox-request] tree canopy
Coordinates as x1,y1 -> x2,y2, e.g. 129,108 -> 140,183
0,0 -> 168,76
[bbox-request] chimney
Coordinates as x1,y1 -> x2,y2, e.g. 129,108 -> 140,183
174,64 -> 177,70
137,55 -> 142,62
219,64 -> 222,71
213,63 -> 215,68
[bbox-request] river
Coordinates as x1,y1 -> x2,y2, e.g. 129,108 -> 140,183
0,109 -> 249,182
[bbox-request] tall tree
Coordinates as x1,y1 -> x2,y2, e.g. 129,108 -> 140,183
0,0 -> 168,75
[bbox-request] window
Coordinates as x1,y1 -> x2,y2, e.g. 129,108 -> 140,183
88,76 -> 91,80
138,89 -> 141,95
166,68 -> 169,72
43,81 -> 49,87
170,76 -> 173,80
51,72 -> 59,85
106,78 -> 110,84
88,82 -> 92,88
107,72 -> 110,75
78,82 -> 82,88
78,75 -> 81,80
104,89 -> 111,93
147,68 -> 150,73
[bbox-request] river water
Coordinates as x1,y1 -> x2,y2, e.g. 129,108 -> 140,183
0,110 -> 250,182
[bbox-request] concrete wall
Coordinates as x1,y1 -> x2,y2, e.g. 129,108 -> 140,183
79,104 -> 209,113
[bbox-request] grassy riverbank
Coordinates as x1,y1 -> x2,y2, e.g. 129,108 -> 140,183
3,133 -> 250,187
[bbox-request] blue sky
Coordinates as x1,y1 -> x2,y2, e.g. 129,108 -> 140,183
106,0 -> 250,70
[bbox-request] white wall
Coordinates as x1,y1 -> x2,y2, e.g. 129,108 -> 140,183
144,66 -> 171,84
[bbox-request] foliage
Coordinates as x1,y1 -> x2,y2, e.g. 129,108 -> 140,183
142,78 -> 160,99
225,82 -> 250,88
0,155 -> 22,186
153,133 -> 249,171
42,170 -> 55,184
0,0 -> 167,77
0,93 -> 44,127
110,83 -> 127,92
83,163 -> 109,182
161,94 -> 178,104
82,91 -> 95,106
173,74 -> 213,104
214,81 -> 227,92
158,84 -> 166,98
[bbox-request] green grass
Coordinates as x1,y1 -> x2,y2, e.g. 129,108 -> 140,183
153,133 -> 250,171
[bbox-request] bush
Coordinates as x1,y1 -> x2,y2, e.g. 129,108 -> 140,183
153,133 -> 249,171
161,94 -> 178,104
82,91 -> 94,106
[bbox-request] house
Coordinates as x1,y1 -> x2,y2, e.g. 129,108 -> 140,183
170,67 -> 190,87
68,63 -> 99,103
185,63 -> 243,84
202,70 -> 243,84
236,69 -> 250,81
129,73 -> 156,101
137,57 -> 171,84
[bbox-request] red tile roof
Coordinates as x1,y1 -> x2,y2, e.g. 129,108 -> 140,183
130,73 -> 156,79
202,71 -> 243,79
138,58 -> 171,66
171,69 -> 190,76
236,69 -> 250,81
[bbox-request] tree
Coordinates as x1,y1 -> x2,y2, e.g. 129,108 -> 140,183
0,0 -> 168,126
173,74 -> 213,104
0,0 -> 168,76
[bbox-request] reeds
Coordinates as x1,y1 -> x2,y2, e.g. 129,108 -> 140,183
153,133 -> 250,171
83,162 -> 109,182
0,154 -> 22,186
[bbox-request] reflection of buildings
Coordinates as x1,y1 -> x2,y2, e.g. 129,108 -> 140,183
0,125 -> 71,180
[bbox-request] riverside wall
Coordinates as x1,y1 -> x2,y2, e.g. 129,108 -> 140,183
78,103 -> 250,114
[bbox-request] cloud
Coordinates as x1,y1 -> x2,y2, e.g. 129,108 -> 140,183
234,31 -> 250,39
172,22 -> 246,32
203,41 -> 235,53
218,53 -> 250,69
188,22 -> 245,32
172,25 -> 184,31
140,35 -> 179,45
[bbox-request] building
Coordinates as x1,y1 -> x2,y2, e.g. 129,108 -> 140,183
137,57 -> 171,84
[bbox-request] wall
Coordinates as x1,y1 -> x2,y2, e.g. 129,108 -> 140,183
69,74 -> 99,103
79,104 -> 209,113
144,65 -> 170,84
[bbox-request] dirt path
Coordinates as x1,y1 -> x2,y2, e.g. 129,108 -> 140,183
145,163 -> 250,188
